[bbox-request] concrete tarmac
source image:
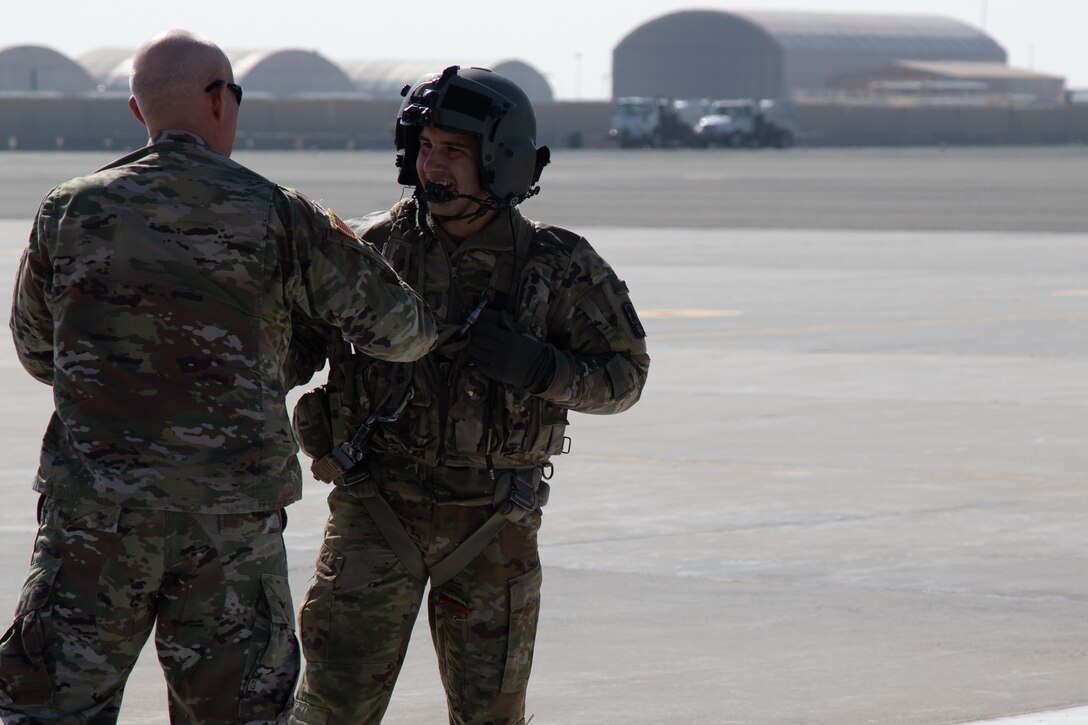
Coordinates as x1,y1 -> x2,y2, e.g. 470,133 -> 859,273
0,148 -> 1086,724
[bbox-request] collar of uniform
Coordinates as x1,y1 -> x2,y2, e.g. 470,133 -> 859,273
428,206 -> 524,256
150,129 -> 210,148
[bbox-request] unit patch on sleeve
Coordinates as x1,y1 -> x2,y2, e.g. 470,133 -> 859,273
327,208 -> 360,242
622,302 -> 646,338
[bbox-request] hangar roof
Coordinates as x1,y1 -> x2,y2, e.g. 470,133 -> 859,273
612,9 -> 1008,99
893,60 -> 1061,81
63,47 -> 553,101
77,48 -> 135,85
340,59 -> 554,103
0,45 -> 96,93
619,10 -> 1005,59
737,11 -> 1005,57
233,50 -> 358,96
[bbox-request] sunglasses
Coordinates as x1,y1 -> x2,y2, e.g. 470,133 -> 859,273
204,79 -> 243,105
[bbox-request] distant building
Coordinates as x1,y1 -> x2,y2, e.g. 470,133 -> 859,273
340,59 -> 553,103
612,10 -> 1009,100
830,61 -> 1066,104
0,45 -> 95,93
62,48 -> 553,104
233,50 -> 358,96
77,48 -> 134,91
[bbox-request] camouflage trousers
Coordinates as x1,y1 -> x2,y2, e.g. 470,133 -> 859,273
0,495 -> 300,724
289,460 -> 543,725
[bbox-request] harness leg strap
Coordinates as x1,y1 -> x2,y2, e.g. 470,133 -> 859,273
429,473 -> 548,588
347,469 -> 549,589
428,512 -> 510,588
353,479 -> 428,582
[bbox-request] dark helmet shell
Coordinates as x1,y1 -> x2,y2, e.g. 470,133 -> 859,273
395,65 -> 550,206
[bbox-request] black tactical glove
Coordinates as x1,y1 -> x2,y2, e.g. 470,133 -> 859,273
285,312 -> 330,388
466,309 -> 557,393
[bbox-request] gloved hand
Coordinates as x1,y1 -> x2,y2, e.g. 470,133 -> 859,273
285,312 -> 330,388
466,309 -> 557,392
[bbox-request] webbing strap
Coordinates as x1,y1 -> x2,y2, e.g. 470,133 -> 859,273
354,470 -> 545,587
428,511 -> 511,588
355,480 -> 428,582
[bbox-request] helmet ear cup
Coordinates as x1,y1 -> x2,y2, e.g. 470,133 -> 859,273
532,146 -> 551,185
396,125 -> 421,187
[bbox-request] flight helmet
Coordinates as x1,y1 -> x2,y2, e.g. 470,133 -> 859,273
395,65 -> 550,207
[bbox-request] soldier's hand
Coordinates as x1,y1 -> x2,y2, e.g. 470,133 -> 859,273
285,312 -> 330,388
466,309 -> 556,392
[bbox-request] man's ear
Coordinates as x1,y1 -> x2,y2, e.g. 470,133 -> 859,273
208,85 -> 225,121
128,96 -> 146,127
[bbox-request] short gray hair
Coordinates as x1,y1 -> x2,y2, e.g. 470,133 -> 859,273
130,30 -> 230,118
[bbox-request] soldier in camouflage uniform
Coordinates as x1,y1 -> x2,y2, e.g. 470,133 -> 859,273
287,66 -> 649,724
2,30 -> 435,724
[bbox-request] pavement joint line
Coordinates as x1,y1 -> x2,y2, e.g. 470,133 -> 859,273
641,309 -> 743,318
539,565 -> 1088,606
648,311 -> 1088,340
569,454 -> 1086,485
542,501 -> 1053,547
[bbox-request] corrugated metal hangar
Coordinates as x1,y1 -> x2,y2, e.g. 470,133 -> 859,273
830,61 -> 1066,103
2,46 -> 555,102
612,10 -> 1010,100
0,46 -> 96,94
0,13 -> 1083,150
341,60 -> 554,103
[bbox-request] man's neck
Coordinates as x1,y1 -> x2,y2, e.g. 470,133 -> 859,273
435,208 -> 498,242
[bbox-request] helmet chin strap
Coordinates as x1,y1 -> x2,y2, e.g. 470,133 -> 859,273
419,182 -> 502,223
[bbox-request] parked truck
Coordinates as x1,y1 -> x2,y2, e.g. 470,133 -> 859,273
609,97 -> 702,148
692,99 -> 796,148
611,96 -> 796,149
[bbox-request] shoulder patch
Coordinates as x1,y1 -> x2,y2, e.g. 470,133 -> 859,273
622,302 -> 647,339
327,208 -> 360,241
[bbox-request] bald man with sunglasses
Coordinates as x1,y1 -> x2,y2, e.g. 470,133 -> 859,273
1,29 -> 435,723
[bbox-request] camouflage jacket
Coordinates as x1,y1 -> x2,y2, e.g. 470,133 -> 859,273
9,130 -> 435,513
318,197 -> 649,469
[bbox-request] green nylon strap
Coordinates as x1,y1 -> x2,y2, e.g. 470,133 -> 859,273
428,511 -> 512,588
353,468 -> 544,588
355,479 -> 428,582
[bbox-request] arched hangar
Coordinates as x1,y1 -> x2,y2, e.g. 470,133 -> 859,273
86,49 -> 359,96
612,10 -> 1007,100
0,45 -> 96,93
341,59 -> 554,103
233,50 -> 358,96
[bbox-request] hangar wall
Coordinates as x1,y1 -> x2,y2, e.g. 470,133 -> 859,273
612,11 -> 784,100
0,97 -> 609,151
613,10 -> 1010,101
3,96 -> 1087,151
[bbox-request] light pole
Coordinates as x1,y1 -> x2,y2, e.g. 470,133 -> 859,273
575,51 -> 583,100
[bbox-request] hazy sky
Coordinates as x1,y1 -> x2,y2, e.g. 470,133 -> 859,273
6,1 -> 1086,99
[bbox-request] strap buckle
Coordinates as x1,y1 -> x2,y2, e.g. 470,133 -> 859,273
495,470 -> 549,520
506,475 -> 538,513
331,441 -> 363,471
325,386 -> 415,488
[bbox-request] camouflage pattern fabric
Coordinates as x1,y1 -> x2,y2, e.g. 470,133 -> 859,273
290,464 -> 540,725
9,130 -> 436,514
319,198 -> 650,470
0,496 -> 298,724
3,130 -> 435,721
289,200 -> 648,723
